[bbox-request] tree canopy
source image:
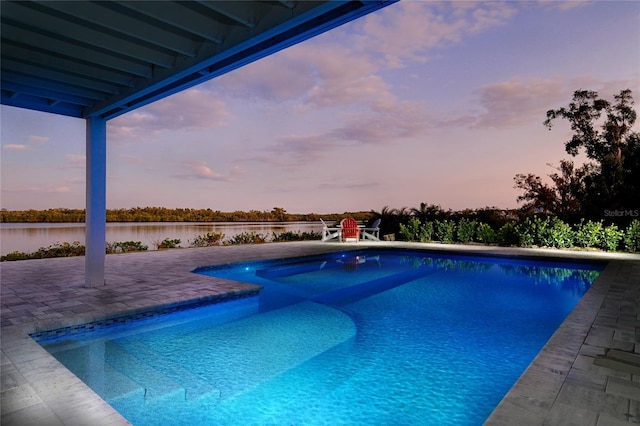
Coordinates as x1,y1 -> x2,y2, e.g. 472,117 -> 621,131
516,89 -> 640,223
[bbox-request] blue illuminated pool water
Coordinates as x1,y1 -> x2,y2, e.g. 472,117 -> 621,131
37,249 -> 603,425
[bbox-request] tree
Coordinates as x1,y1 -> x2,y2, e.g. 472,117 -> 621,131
543,89 -> 640,220
514,160 -> 590,220
514,173 -> 557,215
544,89 -> 636,161
410,202 -> 446,222
547,160 -> 591,219
270,207 -> 287,221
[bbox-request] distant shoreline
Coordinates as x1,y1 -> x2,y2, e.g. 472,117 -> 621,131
0,207 -> 372,224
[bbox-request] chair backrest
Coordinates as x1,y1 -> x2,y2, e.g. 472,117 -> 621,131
371,218 -> 381,228
320,218 -> 328,228
340,218 -> 360,238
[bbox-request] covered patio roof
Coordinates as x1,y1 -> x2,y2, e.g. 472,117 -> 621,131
0,0 -> 397,286
1,0 -> 397,120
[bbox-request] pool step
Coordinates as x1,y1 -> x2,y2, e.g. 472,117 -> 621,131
104,341 -> 186,402
194,301 -> 357,400
255,260 -> 328,278
113,338 -> 221,401
314,267 -> 437,305
52,345 -> 145,403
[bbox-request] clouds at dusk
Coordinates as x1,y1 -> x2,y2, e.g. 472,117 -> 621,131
176,160 -> 245,182
2,135 -> 49,151
2,1 -> 639,212
108,89 -> 233,141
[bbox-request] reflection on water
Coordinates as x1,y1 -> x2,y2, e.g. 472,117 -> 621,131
0,222 -> 322,255
398,255 -> 601,293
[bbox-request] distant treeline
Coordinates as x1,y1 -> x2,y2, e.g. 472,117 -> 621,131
0,207 -> 372,223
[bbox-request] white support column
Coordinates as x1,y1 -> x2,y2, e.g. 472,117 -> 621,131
85,117 -> 107,287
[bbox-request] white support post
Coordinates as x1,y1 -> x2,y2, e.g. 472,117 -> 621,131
85,117 -> 107,287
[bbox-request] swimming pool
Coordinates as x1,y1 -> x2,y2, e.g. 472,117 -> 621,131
35,249 -> 603,425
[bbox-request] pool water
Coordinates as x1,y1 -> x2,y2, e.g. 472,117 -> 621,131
36,249 -> 603,425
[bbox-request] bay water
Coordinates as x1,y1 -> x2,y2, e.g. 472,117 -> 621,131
0,222 -> 322,256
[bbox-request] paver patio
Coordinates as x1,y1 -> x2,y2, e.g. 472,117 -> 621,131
1,241 -> 639,425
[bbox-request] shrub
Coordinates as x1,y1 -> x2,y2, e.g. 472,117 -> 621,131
476,222 -> 496,244
106,241 -> 148,253
434,220 -> 455,244
421,221 -> 434,242
456,218 -> 477,243
1,250 -> 33,261
516,216 -> 574,248
399,217 -> 418,241
575,220 -> 603,248
189,232 -> 225,247
547,218 -> 574,249
537,218 -> 556,247
599,224 -> 623,251
35,241 -> 86,258
517,216 -> 544,247
2,242 -> 85,261
272,231 -> 322,242
225,232 -> 268,245
624,220 -> 640,253
155,238 -> 181,249
399,217 -> 433,242
497,223 -> 519,246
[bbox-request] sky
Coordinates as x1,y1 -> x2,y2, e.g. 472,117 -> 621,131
1,0 -> 639,214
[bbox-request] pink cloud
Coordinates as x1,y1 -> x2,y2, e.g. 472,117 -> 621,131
255,98 -> 430,167
215,55 -> 315,101
469,77 -> 640,129
28,135 -> 49,145
356,1 -> 517,68
175,161 -> 241,182
3,136 -> 49,151
3,144 -> 27,150
108,89 -> 234,141
471,78 -> 570,128
217,42 -> 388,110
537,0 -> 590,11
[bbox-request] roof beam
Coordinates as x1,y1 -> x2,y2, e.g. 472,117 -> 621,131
3,1 -> 175,68
1,20 -> 153,78
278,1 -> 296,9
118,1 -> 226,43
197,1 -> 260,29
1,81 -> 98,107
40,1 -> 200,58
1,91 -> 84,117
1,58 -> 120,95
1,41 -> 136,87
1,70 -> 108,102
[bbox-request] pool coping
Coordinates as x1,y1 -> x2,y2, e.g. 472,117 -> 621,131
1,241 -> 639,425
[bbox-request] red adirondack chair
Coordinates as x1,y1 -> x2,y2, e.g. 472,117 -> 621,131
340,218 -> 361,242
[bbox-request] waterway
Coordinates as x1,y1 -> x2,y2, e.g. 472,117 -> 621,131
0,222 -> 323,256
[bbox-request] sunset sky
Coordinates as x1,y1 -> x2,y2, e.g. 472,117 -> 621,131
2,1 -> 639,214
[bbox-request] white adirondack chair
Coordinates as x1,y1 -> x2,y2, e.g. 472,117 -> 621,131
320,218 -> 341,242
361,218 -> 381,241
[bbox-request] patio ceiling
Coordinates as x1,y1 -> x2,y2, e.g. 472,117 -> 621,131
1,0 -> 396,120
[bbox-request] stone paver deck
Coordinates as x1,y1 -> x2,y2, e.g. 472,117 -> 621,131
1,241 -> 639,425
